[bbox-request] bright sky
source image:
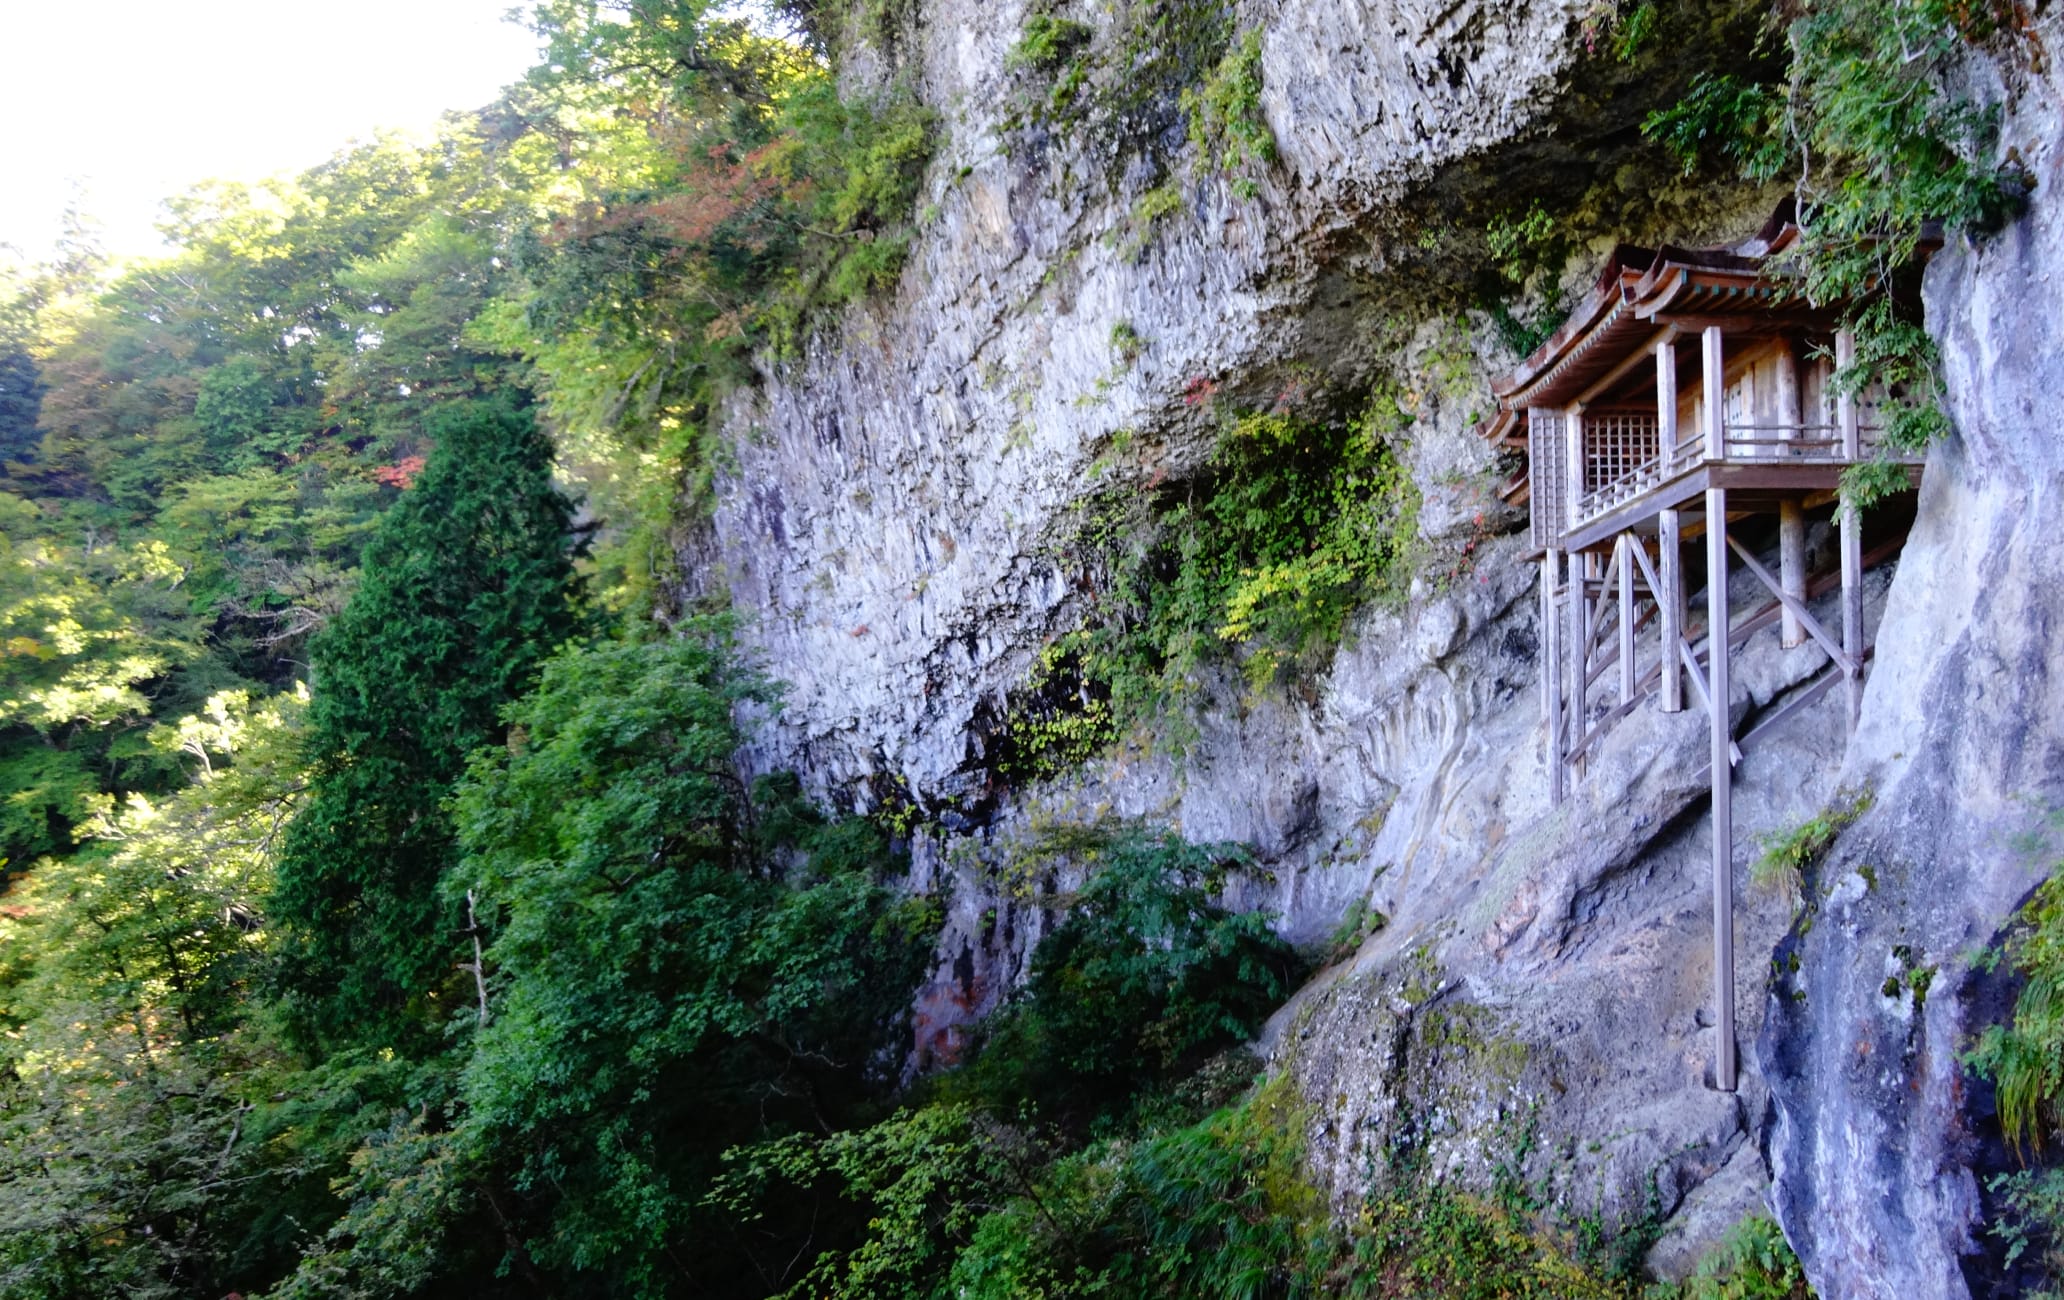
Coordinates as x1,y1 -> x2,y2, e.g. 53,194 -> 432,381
0,0 -> 544,263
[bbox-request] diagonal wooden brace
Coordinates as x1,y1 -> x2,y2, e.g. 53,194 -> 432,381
1726,536 -> 1859,676
1678,639 -> 1745,767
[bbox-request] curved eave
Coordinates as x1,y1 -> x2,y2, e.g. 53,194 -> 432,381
1490,245 -> 1655,405
1495,299 -> 1657,409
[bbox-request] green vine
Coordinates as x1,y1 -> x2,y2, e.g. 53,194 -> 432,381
1182,29 -> 1275,197
1005,385 -> 1420,778
1641,0 -> 2036,509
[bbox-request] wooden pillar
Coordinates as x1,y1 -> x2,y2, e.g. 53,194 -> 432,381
1836,329 -> 1861,461
1778,501 -> 1808,649
1776,344 -> 1807,648
1658,509 -> 1684,713
1543,551 -> 1565,802
1841,503 -> 1864,731
1705,486 -> 1738,1093
1837,328 -> 1864,730
1657,335 -> 1680,470
1617,536 -> 1637,706
1565,406 -> 1585,526
1568,547 -> 1588,784
1701,326 -> 1725,462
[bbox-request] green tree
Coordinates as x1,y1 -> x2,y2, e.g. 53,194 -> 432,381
270,399 -> 581,1050
957,827 -> 1306,1129
0,689 -> 309,1299
270,632 -> 937,1297
0,349 -> 41,465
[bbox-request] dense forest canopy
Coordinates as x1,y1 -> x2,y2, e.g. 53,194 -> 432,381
0,0 -> 2029,1294
0,5 -> 1321,1294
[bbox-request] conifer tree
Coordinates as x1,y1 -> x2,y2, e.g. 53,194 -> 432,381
270,398 -> 581,1049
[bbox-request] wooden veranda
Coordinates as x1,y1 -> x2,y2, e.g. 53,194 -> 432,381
1482,213 -> 1929,1092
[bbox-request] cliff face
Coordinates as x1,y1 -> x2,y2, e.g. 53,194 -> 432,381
692,0 -> 1758,805
681,0 -> 2064,1291
1760,42 -> 2064,1300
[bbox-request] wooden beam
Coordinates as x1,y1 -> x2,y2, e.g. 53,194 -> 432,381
1572,328 -> 1678,408
1648,311 -> 1840,336
1617,536 -> 1638,706
1702,326 -> 1726,468
1568,547 -> 1588,788
1725,536 -> 1860,675
1706,485 -> 1737,1094
1569,534 -> 1900,766
1842,499 -> 1864,732
1543,551 -> 1565,803
1776,344 -> 1807,648
1737,655 -> 1871,755
1658,510 -> 1684,712
1678,639 -> 1745,767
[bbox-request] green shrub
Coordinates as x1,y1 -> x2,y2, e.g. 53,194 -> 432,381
1663,1215 -> 1812,1300
1751,789 -> 1873,896
1009,13 -> 1095,71
1969,872 -> 2064,1154
1983,1167 -> 2064,1299
1089,388 -> 1420,728
1183,29 -> 1274,195
993,633 -> 1119,784
1001,387 -> 1418,778
998,0 -> 1236,170
1964,865 -> 2064,1297
1325,897 -> 1387,964
950,1074 -> 1336,1299
955,825 -> 1305,1128
1641,0 -> 2034,507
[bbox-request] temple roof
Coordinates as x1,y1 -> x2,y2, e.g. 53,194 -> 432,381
1490,216 -> 1817,411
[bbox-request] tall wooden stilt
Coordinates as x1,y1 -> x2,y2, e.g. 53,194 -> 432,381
1656,337 -> 1685,717
1656,335 -> 1680,456
1658,510 -> 1684,713
1774,343 -> 1807,645
1836,328 -> 1864,730
1702,332 -> 1736,1093
1568,548 -> 1588,786
1701,327 -> 1725,462
1543,551 -> 1565,802
1616,537 -> 1637,706
1778,500 -> 1808,650
1705,487 -> 1737,1093
1840,505 -> 1864,732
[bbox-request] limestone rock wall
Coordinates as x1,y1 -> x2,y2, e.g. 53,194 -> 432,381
1759,29 -> 2064,1300
692,0 -> 1759,808
676,0 -> 2064,1290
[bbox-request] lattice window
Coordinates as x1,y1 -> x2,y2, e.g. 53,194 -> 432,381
1582,411 -> 1659,496
1527,408 -> 1565,550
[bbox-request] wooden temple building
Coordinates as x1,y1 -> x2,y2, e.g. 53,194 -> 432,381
1481,213 -> 1928,1091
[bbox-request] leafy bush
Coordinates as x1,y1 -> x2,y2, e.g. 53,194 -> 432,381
1751,789 -> 1872,896
1984,1167 -> 2064,1299
950,1074 -> 1333,1298
1641,0 -> 2034,508
708,1103 -> 1024,1298
956,826 -> 1306,1127
1094,390 -> 1419,721
1665,1215 -> 1812,1300
1009,13 -> 1095,72
1969,872 -> 2064,1154
1183,29 -> 1274,195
